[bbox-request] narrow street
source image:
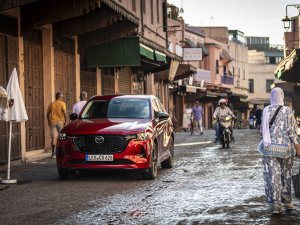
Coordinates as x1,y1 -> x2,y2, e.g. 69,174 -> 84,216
0,129 -> 299,225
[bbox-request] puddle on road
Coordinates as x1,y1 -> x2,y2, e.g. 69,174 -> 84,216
53,131 -> 300,225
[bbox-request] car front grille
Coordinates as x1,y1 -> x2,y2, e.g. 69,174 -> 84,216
72,135 -> 129,154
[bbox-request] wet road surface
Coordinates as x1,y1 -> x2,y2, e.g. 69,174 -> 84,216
0,129 -> 299,225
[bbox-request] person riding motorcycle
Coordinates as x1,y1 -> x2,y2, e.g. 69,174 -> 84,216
213,98 -> 236,143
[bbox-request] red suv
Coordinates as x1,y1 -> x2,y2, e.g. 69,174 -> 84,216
56,95 -> 174,179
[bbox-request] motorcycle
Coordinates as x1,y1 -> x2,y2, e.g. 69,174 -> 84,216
219,116 -> 233,148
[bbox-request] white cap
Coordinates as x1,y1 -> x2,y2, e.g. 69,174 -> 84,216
219,99 -> 226,105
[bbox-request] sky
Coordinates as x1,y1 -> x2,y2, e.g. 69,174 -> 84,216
168,0 -> 300,45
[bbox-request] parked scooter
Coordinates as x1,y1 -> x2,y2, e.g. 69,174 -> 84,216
219,116 -> 233,148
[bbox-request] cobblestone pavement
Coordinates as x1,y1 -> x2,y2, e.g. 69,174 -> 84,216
0,129 -> 299,225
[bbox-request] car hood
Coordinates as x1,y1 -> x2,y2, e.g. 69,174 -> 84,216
62,118 -> 150,135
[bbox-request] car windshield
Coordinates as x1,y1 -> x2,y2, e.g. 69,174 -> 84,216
81,98 -> 150,119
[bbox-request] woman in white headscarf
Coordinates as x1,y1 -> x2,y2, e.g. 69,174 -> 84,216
259,87 -> 300,214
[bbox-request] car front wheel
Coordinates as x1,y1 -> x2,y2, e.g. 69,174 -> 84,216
143,142 -> 158,180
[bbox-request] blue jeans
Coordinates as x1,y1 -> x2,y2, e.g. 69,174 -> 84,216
215,123 -> 220,141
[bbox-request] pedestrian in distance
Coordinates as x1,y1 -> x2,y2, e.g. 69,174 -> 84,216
73,91 -> 88,116
47,91 -> 67,158
191,100 -> 203,135
255,105 -> 263,130
258,87 -> 300,214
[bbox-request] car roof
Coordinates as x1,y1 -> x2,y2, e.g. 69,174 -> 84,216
90,95 -> 154,101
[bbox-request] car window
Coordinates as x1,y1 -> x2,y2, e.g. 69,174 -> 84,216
81,100 -> 109,119
81,98 -> 150,119
108,98 -> 150,119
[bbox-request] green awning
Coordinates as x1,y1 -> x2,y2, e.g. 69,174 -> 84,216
87,36 -> 140,67
154,50 -> 166,63
140,43 -> 154,60
87,37 -> 163,68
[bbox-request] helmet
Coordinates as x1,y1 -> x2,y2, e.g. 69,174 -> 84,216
219,98 -> 226,105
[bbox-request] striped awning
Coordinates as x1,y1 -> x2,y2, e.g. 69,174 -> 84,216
185,38 -> 197,48
100,0 -> 139,25
275,49 -> 300,82
197,42 -> 209,56
220,49 -> 233,63
0,0 -> 40,11
174,64 -> 197,80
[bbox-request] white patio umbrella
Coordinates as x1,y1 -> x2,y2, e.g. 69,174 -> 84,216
1,68 -> 28,184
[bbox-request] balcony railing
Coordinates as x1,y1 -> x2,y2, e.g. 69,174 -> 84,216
221,75 -> 234,85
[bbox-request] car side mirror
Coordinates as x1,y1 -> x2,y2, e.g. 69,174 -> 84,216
158,112 -> 169,121
69,113 -> 78,121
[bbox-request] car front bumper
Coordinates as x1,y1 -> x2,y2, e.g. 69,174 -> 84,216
56,138 -> 153,170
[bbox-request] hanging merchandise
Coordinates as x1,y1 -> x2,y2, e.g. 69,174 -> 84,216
0,85 -> 8,120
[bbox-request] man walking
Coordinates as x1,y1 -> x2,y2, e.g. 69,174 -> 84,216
191,100 -> 204,135
47,91 -> 66,158
73,91 -> 88,116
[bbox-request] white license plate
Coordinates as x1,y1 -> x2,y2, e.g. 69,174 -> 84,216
86,154 -> 114,161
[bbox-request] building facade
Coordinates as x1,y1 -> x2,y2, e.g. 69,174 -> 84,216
247,36 -> 283,114
275,12 -> 300,130
0,0 -> 189,162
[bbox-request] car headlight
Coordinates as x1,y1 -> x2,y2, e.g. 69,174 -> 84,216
136,131 -> 151,141
125,134 -> 137,141
59,133 -> 67,140
59,133 -> 77,141
125,131 -> 151,141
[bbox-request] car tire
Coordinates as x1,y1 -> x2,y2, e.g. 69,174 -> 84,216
161,136 -> 174,169
143,142 -> 158,180
58,168 -> 74,179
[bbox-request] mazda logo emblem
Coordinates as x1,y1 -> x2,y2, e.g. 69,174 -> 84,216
95,136 -> 104,144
